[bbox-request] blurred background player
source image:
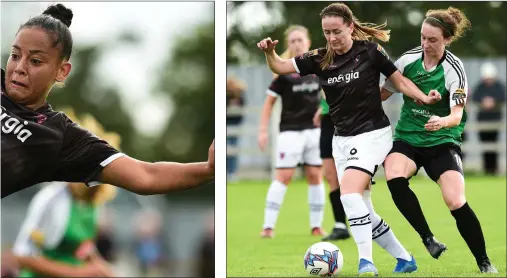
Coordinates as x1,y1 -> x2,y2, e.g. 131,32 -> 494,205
471,62 -> 506,175
257,25 -> 325,238
2,110 -> 119,277
381,7 -> 497,273
313,95 -> 350,241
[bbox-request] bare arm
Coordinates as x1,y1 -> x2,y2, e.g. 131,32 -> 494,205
425,105 -> 464,131
257,95 -> 277,151
101,157 -> 214,195
380,87 -> 394,101
14,255 -> 108,277
257,38 -> 297,75
259,95 -> 277,132
264,50 -> 297,75
387,71 -> 440,104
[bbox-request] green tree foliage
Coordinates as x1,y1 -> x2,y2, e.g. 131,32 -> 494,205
227,1 -> 506,64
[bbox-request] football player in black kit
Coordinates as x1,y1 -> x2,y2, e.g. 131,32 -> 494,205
258,3 -> 442,276
257,25 -> 326,238
1,4 -> 214,199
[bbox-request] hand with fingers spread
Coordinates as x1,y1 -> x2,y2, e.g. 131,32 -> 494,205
424,115 -> 447,131
257,37 -> 279,53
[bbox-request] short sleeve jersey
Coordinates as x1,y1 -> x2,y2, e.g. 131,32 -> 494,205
266,74 -> 320,131
382,47 -> 468,147
292,40 -> 398,136
1,69 -> 124,198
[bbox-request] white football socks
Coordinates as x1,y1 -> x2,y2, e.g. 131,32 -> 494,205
263,180 -> 287,229
341,193 -> 373,263
363,190 -> 412,261
308,183 -> 325,228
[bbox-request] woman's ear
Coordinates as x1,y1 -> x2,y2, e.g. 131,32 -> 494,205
56,62 -> 72,83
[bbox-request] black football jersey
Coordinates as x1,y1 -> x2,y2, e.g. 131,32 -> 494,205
1,69 -> 123,198
267,73 -> 320,131
293,40 -> 397,136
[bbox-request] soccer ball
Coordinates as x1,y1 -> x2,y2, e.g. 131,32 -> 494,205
303,242 -> 343,276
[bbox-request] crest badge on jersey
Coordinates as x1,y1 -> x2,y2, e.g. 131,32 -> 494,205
377,44 -> 389,59
452,88 -> 467,105
302,49 -> 319,59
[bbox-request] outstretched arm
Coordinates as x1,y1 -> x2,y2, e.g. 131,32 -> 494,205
100,140 -> 214,195
257,38 -> 297,75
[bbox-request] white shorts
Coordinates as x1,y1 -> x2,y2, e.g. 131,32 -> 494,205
332,126 -> 392,184
275,128 -> 322,168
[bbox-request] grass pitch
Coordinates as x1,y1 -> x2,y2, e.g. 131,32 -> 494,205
227,175 -> 506,277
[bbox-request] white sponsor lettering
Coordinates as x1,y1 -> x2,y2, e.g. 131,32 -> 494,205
0,106 -> 32,142
411,108 -> 432,118
292,82 -> 320,93
328,71 -> 360,84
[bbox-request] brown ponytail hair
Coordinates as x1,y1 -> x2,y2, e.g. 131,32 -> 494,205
319,3 -> 390,70
424,7 -> 471,45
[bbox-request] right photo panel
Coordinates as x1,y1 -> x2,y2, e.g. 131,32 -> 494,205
227,1 -> 506,277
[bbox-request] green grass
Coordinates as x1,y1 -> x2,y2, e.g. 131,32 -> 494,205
227,176 -> 506,277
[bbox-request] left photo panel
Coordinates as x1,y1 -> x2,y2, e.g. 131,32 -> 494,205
1,2 -> 215,277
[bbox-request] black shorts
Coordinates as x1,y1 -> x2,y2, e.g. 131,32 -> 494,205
320,114 -> 334,159
388,140 -> 464,182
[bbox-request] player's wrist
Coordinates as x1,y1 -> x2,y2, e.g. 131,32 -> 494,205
441,117 -> 448,128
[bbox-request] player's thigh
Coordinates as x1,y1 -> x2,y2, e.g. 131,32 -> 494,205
303,128 -> 323,168
426,146 -> 466,210
384,141 -> 418,180
332,136 -> 347,186
344,126 -> 393,177
424,145 -> 464,183
341,126 -> 393,194
275,131 -> 304,169
323,158 -> 339,191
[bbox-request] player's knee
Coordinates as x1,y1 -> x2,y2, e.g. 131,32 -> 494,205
326,176 -> 339,191
275,171 -> 293,185
384,167 -> 405,181
444,195 -> 466,211
307,172 -> 322,185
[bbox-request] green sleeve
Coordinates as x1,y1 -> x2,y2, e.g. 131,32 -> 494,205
320,98 -> 329,115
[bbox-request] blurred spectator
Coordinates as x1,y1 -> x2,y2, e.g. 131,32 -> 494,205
96,207 -> 117,263
132,209 -> 168,276
472,62 -> 506,174
198,211 -> 214,278
226,77 -> 247,180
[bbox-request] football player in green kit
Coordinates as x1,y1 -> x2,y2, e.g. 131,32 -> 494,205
380,6 -> 497,274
